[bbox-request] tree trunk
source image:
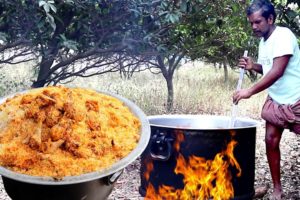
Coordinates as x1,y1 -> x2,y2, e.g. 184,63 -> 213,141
166,75 -> 174,112
31,56 -> 55,88
156,55 -> 174,112
32,7 -> 74,88
223,61 -> 228,84
156,53 -> 185,112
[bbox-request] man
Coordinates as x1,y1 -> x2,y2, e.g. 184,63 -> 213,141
233,0 -> 300,199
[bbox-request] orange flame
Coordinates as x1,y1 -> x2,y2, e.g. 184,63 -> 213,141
145,131 -> 241,200
144,159 -> 154,181
174,130 -> 185,152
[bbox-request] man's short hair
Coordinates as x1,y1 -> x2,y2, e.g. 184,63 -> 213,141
247,0 -> 277,22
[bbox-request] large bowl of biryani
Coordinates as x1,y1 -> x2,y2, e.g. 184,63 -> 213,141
0,86 -> 150,200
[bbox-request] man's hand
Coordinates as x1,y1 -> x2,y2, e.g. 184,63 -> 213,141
238,56 -> 254,71
233,89 -> 252,104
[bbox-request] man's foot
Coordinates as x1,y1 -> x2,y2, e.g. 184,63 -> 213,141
269,189 -> 282,200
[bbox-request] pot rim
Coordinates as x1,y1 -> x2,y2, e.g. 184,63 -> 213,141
0,88 -> 151,185
147,114 -> 261,130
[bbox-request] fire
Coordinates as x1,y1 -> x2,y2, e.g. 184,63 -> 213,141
145,131 -> 241,200
144,158 -> 154,181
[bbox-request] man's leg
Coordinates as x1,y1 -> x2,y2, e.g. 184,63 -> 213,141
265,122 -> 284,199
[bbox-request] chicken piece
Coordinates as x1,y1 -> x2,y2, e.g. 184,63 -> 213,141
35,94 -> 56,107
64,134 -> 82,157
86,111 -> 101,131
20,94 -> 34,104
49,139 -> 65,152
50,120 -> 71,141
23,104 -> 40,119
44,106 -> 62,127
86,100 -> 99,112
34,110 -> 46,123
28,121 -> 42,150
63,102 -> 85,122
41,139 -> 65,153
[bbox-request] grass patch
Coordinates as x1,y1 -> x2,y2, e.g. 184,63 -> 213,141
68,61 -> 267,119
0,61 -> 266,119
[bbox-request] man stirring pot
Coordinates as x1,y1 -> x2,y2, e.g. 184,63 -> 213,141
233,0 -> 300,199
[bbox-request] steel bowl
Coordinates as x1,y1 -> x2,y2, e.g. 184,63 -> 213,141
0,89 -> 151,200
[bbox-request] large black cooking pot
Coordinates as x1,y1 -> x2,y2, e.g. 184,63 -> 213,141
140,115 -> 259,200
0,89 -> 151,200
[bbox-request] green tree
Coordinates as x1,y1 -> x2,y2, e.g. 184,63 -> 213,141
136,0 -> 253,111
0,0 -> 147,87
272,0 -> 300,38
0,0 -> 298,111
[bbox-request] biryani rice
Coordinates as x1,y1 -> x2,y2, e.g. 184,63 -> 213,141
0,86 -> 141,178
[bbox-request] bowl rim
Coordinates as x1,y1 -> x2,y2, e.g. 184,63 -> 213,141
0,87 -> 151,185
147,114 -> 261,130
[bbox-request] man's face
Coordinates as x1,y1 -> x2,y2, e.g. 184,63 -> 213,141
247,9 -> 274,39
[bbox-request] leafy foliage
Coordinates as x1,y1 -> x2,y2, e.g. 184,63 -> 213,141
0,0 -> 298,110
272,0 -> 300,39
0,0 -> 147,87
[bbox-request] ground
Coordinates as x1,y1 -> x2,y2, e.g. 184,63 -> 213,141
0,124 -> 299,200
